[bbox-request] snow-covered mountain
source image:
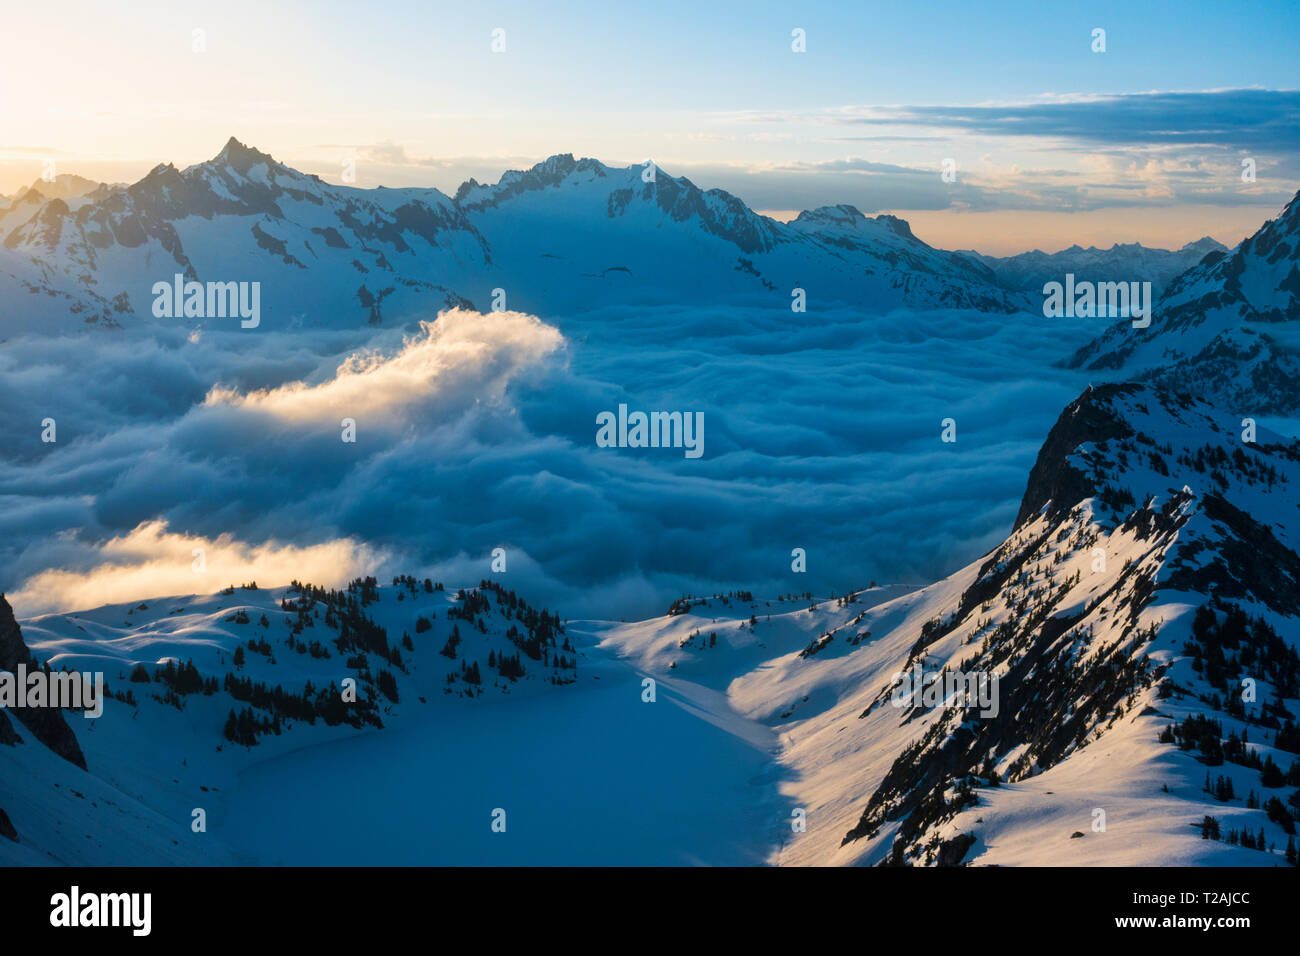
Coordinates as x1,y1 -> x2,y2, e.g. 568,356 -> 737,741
959,237 -> 1227,298
0,138 -> 1026,335
596,382 -> 1300,866
6,383 -> 1297,865
0,139 -> 484,334
1068,191 -> 1300,414
0,576 -> 577,864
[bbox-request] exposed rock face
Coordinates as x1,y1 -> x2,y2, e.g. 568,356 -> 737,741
840,383 -> 1300,863
0,709 -> 19,746
0,807 -> 17,843
1013,383 -> 1139,528
0,594 -> 87,770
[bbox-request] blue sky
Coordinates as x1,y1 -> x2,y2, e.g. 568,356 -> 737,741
265,0 -> 1299,109
2,0 -> 1297,251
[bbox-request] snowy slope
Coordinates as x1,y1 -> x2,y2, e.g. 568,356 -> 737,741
0,139 -> 1026,336
593,384 -> 1300,866
0,576 -> 579,864
1069,191 -> 1300,413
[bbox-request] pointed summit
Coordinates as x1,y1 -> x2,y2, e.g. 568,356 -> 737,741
211,136 -> 278,175
1178,235 -> 1227,256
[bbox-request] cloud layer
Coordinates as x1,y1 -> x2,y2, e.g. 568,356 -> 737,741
1,302 -> 1113,619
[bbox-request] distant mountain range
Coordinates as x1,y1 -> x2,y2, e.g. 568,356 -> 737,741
7,174 -> 106,203
958,237 -> 1228,298
9,139 -> 1297,421
0,138 -> 1027,335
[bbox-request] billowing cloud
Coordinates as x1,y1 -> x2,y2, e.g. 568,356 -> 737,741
0,301 -> 1121,621
203,308 -> 565,423
9,520 -> 388,615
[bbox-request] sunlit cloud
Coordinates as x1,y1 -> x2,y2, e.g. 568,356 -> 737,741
9,520 -> 389,615
203,309 -> 566,423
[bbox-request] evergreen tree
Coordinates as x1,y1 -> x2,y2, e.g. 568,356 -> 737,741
1260,755 -> 1285,787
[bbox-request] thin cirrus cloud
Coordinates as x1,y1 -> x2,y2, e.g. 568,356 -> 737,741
704,89 -> 1300,215
825,89 -> 1300,150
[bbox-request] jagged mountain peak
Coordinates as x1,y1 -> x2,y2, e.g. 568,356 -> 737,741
874,213 -> 918,242
16,173 -> 102,203
0,142 -> 1028,331
211,136 -> 281,175
1017,382 -> 1297,534
488,152 -> 612,192
1014,383 -> 1142,529
132,161 -> 182,191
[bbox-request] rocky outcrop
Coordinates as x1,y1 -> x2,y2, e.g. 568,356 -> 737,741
841,383 -> 1300,864
1013,383 -> 1139,528
0,594 -> 86,770
0,709 -> 19,746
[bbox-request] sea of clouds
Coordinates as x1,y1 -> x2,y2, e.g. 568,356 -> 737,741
0,303 -> 1115,620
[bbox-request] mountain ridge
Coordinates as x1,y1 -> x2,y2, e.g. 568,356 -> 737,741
0,137 -> 1031,333
1067,190 -> 1300,413
596,381 -> 1300,866
958,236 -> 1231,299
